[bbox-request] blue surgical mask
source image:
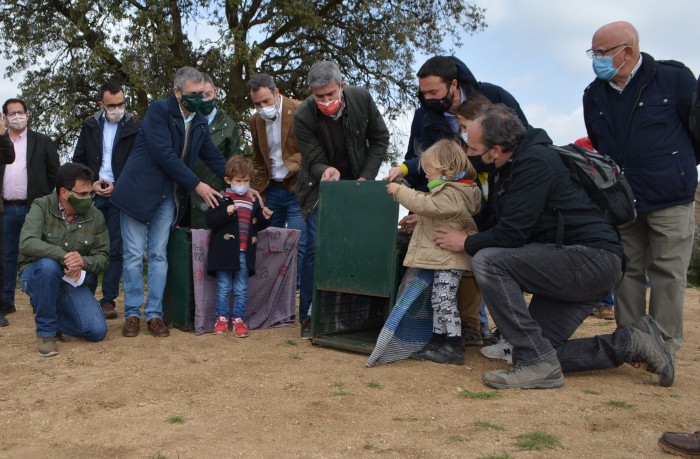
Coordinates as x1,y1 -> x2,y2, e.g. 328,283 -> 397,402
230,185 -> 249,195
592,48 -> 626,81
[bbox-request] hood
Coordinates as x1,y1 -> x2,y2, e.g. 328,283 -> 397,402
446,56 -> 478,89
436,181 -> 482,216
512,126 -> 553,158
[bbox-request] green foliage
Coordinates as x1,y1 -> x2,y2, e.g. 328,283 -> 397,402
458,389 -> 502,400
285,338 -> 298,346
515,431 -> 562,451
165,415 -> 185,424
474,420 -> 505,431
606,400 -> 634,409
0,0 -> 487,160
582,389 -> 601,395
367,379 -> 382,389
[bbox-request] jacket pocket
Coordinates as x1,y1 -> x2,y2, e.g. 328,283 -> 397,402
636,94 -> 676,131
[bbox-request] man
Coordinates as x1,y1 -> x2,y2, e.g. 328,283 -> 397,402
1,98 -> 60,317
435,105 -> 674,390
0,112 -> 16,326
248,73 -> 305,285
294,61 -> 390,337
72,82 -> 140,320
583,21 -> 698,354
111,67 -> 226,338
189,73 -> 241,228
19,163 -> 109,357
394,55 -> 529,346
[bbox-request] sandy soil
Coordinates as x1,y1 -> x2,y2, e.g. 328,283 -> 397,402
0,288 -> 698,459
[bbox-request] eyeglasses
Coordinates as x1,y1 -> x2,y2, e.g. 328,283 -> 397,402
68,189 -> 95,199
103,102 -> 125,111
586,43 -> 628,59
7,111 -> 26,117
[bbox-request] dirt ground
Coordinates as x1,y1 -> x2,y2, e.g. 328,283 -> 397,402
0,287 -> 698,459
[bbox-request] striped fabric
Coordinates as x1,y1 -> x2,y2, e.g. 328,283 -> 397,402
225,191 -> 253,250
366,268 -> 434,367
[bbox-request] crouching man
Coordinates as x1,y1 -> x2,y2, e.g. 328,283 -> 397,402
435,105 -> 674,389
20,163 -> 109,357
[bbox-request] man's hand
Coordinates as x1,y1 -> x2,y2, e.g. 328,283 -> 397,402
93,179 -> 114,198
399,214 -> 419,233
63,251 -> 85,278
321,167 -> 341,181
195,182 -> 223,208
384,166 -> 405,182
262,207 -> 273,219
386,182 -> 402,195
434,227 -> 468,253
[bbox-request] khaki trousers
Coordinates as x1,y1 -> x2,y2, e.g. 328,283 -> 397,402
456,272 -> 482,331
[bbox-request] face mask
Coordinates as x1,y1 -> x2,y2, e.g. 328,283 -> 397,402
257,102 -> 279,121
230,185 -> 249,195
179,93 -> 204,113
460,132 -> 469,143
105,108 -> 125,123
592,48 -> 626,81
469,153 -> 496,174
8,113 -> 27,130
199,98 -> 217,116
316,91 -> 343,116
419,83 -> 455,114
67,193 -> 93,216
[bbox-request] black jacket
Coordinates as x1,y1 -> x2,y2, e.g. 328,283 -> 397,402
72,111 -> 140,182
0,129 -> 59,205
466,127 -> 623,259
205,195 -> 271,276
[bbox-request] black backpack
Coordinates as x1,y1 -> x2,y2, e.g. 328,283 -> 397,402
548,143 -> 637,245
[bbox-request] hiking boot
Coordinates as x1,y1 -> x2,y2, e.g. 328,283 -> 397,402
300,316 -> 311,340
425,341 -> 465,365
147,318 -> 170,337
101,302 -> 118,320
658,431 -> 700,458
480,339 -> 513,364
213,316 -> 228,335
0,312 -> 8,327
232,317 -> 249,338
122,316 -> 140,337
462,325 -> 483,346
482,356 -> 564,390
628,315 -> 674,387
597,306 -> 615,320
37,336 -> 59,357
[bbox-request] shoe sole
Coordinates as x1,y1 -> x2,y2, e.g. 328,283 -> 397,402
37,350 -> 59,357
214,330 -> 227,335
103,312 -> 119,320
657,439 -> 700,459
149,330 -> 170,337
638,316 -> 675,387
483,375 -> 565,390
234,332 -> 249,338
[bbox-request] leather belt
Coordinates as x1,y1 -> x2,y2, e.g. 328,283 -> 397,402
3,199 -> 27,206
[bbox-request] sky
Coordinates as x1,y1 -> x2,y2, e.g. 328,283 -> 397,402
1,0 -> 699,151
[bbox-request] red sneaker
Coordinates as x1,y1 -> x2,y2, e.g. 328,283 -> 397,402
213,316 -> 228,335
232,317 -> 249,338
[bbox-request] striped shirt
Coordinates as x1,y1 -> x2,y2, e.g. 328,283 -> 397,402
225,190 -> 253,250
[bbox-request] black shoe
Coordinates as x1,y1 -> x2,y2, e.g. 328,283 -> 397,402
411,340 -> 442,361
0,300 -> 16,315
628,315 -> 674,387
0,312 -> 8,327
425,341 -> 465,365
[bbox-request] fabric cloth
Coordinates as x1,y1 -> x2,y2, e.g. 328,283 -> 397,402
192,227 -> 300,334
431,269 -> 463,337
366,268 -> 434,367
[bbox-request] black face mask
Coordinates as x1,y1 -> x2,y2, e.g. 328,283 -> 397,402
418,81 -> 455,114
469,153 -> 496,174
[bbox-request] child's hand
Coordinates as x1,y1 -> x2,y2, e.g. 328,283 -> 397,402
384,166 -> 405,182
262,207 -> 273,219
227,204 -> 236,215
386,182 -> 402,195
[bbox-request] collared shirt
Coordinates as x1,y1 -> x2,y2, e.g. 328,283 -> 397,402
3,128 -> 28,200
100,113 -> 118,182
610,55 -> 643,93
265,97 -> 289,181
178,104 -> 196,131
206,107 -> 218,125
58,201 -> 78,224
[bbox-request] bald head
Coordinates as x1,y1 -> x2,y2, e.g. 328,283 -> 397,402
593,21 -> 639,50
590,21 -> 641,87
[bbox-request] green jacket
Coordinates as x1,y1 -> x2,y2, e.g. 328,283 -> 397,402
294,85 -> 390,217
190,108 -> 243,228
19,193 -> 109,274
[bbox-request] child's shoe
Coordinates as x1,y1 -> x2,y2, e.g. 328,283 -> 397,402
213,316 -> 228,335
232,317 -> 249,338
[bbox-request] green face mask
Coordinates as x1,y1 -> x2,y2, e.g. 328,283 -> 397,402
68,193 -> 93,216
199,97 -> 217,116
179,93 -> 204,113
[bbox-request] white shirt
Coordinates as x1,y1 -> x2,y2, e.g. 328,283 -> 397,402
265,97 -> 289,181
207,107 -> 218,125
100,113 -> 118,182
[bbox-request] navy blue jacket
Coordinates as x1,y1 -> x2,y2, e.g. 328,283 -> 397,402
583,53 -> 698,213
111,95 -> 226,224
403,56 -> 528,189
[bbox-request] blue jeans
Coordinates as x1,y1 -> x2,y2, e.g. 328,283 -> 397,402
215,251 -> 249,318
266,183 -> 306,287
120,197 -> 175,321
2,203 -> 29,305
298,209 -> 318,322
84,196 -> 123,305
471,243 -> 627,372
21,258 -> 107,340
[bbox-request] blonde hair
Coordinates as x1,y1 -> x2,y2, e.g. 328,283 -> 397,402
420,139 -> 475,181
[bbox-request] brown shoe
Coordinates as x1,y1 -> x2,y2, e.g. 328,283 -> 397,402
598,306 -> 615,320
658,431 -> 700,458
122,316 -> 140,337
147,318 -> 170,337
101,302 -> 119,320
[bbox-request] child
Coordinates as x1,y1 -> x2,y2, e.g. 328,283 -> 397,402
386,139 -> 481,364
206,156 -> 273,337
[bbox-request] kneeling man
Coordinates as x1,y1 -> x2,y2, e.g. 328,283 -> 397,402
436,104 -> 674,389
20,163 -> 109,357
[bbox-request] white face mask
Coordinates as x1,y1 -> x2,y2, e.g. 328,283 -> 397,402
105,107 -> 125,123
257,102 -> 279,121
8,113 -> 27,130
460,132 -> 468,143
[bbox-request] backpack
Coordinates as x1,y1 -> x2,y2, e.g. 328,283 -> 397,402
549,143 -> 637,242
